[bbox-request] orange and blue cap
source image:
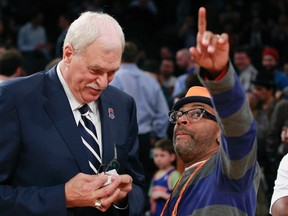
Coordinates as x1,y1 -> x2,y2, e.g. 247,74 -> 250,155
172,86 -> 213,111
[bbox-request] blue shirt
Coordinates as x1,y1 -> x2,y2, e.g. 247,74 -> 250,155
150,168 -> 180,216
172,67 -> 196,97
110,63 -> 169,138
274,70 -> 288,91
17,22 -> 47,52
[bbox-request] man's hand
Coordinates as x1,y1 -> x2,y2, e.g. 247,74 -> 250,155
189,7 -> 229,73
112,174 -> 133,206
64,172 -> 132,212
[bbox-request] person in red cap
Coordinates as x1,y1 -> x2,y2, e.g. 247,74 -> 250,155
261,47 -> 288,91
161,7 -> 260,216
262,47 -> 280,64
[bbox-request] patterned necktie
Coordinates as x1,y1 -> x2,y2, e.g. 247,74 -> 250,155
78,104 -> 101,173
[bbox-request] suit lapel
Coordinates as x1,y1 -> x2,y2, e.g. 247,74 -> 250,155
98,92 -> 115,164
42,67 -> 92,174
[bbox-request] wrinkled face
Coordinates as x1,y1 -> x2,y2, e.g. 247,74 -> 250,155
173,102 -> 220,164
233,52 -> 250,71
262,55 -> 277,70
61,37 -> 122,104
153,148 -> 175,170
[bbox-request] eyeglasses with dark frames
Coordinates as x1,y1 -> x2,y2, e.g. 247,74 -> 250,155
169,107 -> 217,124
97,144 -> 120,174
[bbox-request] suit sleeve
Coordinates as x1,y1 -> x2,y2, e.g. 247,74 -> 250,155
125,98 -> 146,215
0,86 -> 67,216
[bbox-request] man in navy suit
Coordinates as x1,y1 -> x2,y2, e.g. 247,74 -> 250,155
0,11 -> 145,216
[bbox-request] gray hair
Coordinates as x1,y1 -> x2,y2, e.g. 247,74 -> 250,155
64,11 -> 125,53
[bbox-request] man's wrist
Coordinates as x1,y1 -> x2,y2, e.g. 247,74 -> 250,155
113,196 -> 129,210
113,203 -> 128,210
201,62 -> 229,81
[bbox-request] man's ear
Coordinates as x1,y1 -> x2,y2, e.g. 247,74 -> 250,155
63,43 -> 74,63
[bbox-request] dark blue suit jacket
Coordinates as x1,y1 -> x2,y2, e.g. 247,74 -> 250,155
0,65 -> 146,216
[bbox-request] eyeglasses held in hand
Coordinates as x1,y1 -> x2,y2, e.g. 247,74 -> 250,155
169,107 -> 217,124
97,144 -> 120,174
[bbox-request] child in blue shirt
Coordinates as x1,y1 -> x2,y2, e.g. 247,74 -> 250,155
149,139 -> 181,216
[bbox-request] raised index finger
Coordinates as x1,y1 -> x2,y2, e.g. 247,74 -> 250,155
198,7 -> 206,34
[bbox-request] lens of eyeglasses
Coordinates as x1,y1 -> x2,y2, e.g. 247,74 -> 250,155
107,160 -> 120,171
169,108 -> 205,124
169,112 -> 178,124
186,109 -> 203,121
98,160 -> 120,174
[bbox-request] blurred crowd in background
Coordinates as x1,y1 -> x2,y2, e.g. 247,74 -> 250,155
0,0 -> 287,73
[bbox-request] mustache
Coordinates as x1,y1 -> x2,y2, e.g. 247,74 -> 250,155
174,126 -> 192,135
86,82 -> 102,90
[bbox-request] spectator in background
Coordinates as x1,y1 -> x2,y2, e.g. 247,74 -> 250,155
55,12 -> 75,58
159,46 -> 174,61
0,48 -> 24,83
17,11 -> 51,74
149,139 -> 180,216
267,99 -> 288,165
158,58 -> 176,107
233,45 -> 258,92
252,71 -> 278,207
110,41 -> 169,211
172,48 -> 199,97
266,87 -> 288,164
141,58 -> 159,81
261,47 -> 288,92
17,11 -> 50,58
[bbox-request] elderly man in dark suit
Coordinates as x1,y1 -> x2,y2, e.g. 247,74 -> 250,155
0,11 -> 145,216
